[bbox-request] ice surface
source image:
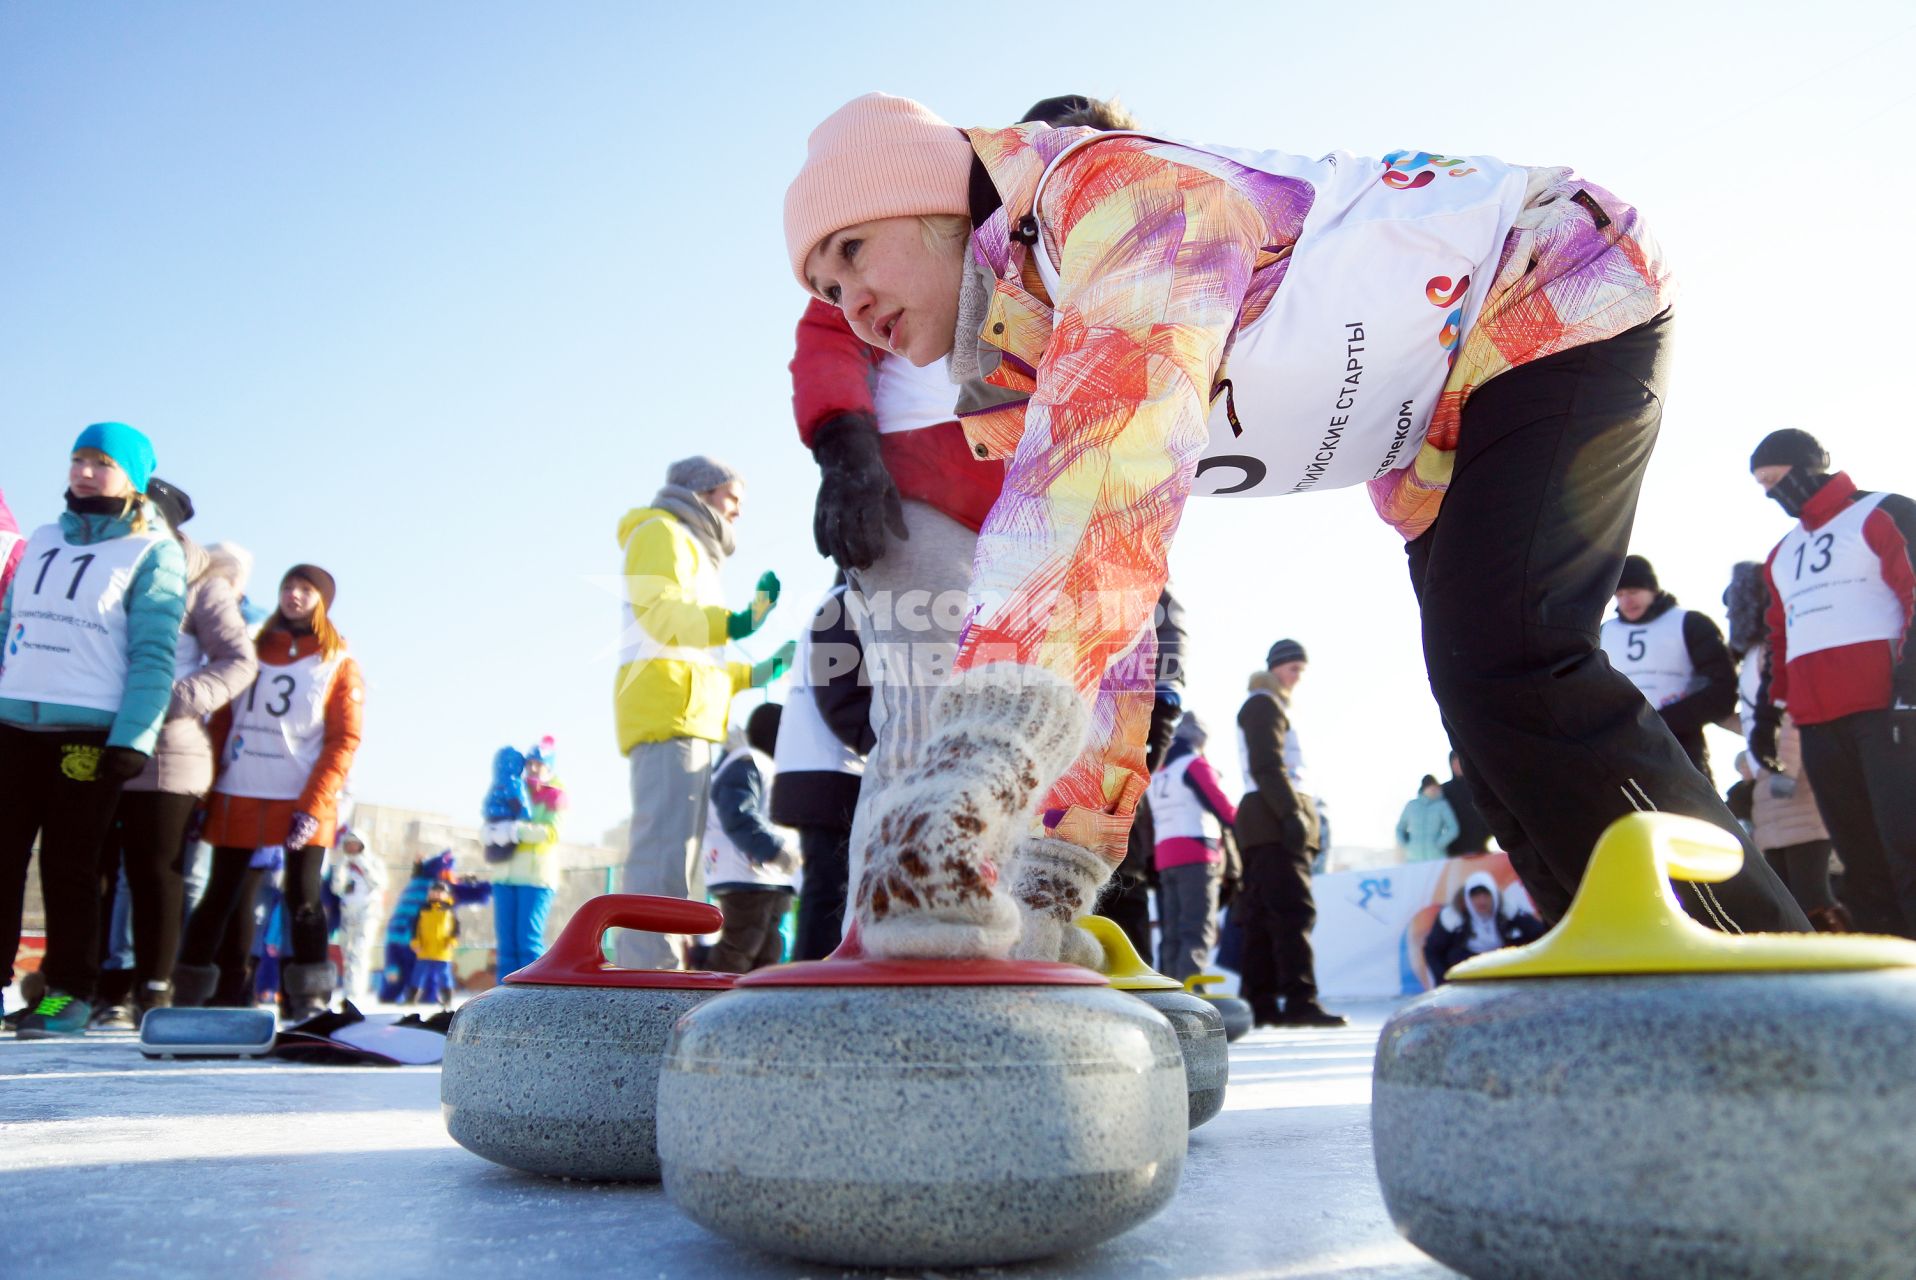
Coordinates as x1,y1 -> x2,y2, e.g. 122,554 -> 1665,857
0,999 -> 1455,1279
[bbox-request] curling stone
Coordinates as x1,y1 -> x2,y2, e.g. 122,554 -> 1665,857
656,933 -> 1187,1267
1373,812 -> 1916,1280
441,894 -> 732,1181
1184,973 -> 1254,1042
1080,915 -> 1229,1129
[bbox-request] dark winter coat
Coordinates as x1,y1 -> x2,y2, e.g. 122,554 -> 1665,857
1235,674 -> 1316,852
1423,881 -> 1548,984
1441,774 -> 1493,856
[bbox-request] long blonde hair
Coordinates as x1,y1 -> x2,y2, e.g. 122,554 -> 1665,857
266,593 -> 346,661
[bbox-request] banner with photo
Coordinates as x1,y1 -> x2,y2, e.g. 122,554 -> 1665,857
1307,853 -> 1535,998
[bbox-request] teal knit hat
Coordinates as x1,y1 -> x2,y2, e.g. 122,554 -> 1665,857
73,422 -> 156,493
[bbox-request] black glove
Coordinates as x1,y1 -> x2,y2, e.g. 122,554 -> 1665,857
100,747 -> 149,783
811,412 -> 908,571
1144,691 -> 1182,774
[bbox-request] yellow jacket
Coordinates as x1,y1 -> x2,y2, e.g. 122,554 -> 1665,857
412,902 -> 459,963
613,506 -> 751,752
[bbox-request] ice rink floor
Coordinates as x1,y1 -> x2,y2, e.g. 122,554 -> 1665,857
1,999 -> 1457,1279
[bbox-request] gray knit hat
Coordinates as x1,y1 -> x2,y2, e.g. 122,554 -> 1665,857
666,454 -> 741,493
1265,638 -> 1308,668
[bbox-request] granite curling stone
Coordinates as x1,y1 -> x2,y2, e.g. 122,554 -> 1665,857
1081,915 -> 1229,1128
656,939 -> 1188,1267
1185,973 -> 1254,1042
441,894 -> 732,1181
1372,812 -> 1916,1280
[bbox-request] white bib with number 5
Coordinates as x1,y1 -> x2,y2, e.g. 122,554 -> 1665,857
215,651 -> 343,800
0,524 -> 166,712
1776,492 -> 1905,660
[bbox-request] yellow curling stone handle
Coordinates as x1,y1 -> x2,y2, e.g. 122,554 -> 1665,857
1451,812 -> 1916,980
1079,915 -> 1181,991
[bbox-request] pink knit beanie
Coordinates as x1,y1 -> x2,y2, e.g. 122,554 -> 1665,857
784,93 -> 975,292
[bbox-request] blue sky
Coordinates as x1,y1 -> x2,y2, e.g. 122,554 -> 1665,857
5,2 -> 1913,851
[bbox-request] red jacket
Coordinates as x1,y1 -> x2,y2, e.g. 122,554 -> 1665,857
790,300 -> 1003,532
1763,472 -> 1916,725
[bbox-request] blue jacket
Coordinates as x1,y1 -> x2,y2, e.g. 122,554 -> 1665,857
1396,792 -> 1460,863
0,506 -> 188,754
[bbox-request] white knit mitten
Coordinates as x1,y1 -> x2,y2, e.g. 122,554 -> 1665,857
1007,837 -> 1114,966
856,664 -> 1087,959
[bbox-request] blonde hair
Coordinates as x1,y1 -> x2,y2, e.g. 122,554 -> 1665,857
918,214 -> 970,255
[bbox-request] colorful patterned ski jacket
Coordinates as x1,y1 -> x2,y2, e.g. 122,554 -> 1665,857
949,123 -> 1672,858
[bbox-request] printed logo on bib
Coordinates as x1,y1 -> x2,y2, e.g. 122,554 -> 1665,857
61,743 -> 102,782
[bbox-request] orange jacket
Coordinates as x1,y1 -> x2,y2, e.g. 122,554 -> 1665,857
203,626 -> 364,850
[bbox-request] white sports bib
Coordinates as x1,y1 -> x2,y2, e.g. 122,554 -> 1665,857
1032,135 -> 1528,498
704,748 -> 797,889
215,651 -> 342,800
773,586 -> 865,778
1775,494 -> 1907,660
873,352 -> 958,435
0,524 -> 164,712
1148,752 -> 1220,842
1600,609 -> 1700,710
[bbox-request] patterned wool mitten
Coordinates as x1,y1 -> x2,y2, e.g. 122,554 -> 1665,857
856,664 -> 1087,959
1007,837 -> 1114,967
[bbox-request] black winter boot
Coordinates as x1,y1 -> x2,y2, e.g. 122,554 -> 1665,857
279,962 -> 335,1023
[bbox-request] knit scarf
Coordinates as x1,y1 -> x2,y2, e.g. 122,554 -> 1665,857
651,485 -> 735,562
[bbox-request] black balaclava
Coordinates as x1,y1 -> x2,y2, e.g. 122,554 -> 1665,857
1750,429 -> 1832,519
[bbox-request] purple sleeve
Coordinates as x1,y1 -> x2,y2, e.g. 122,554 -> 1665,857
1183,755 -> 1238,826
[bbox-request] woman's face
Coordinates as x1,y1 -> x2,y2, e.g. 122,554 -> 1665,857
69,449 -> 133,500
280,576 -> 321,621
805,216 -> 964,367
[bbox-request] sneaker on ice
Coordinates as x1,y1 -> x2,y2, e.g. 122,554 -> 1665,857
16,992 -> 93,1039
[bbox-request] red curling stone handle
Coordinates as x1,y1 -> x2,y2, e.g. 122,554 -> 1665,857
504,893 -> 732,989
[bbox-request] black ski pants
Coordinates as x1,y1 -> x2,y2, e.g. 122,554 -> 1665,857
1800,709 -> 1916,937
1236,829 -> 1320,1018
179,843 -> 328,1002
793,824 -> 850,962
1407,310 -> 1808,932
0,725 -> 126,1001
708,889 -> 792,973
97,790 -> 196,997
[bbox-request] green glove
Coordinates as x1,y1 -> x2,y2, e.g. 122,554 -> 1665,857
726,570 -> 782,639
751,639 -> 797,688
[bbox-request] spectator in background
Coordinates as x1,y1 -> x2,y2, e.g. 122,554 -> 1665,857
1599,554 -> 1738,777
1235,640 -> 1345,1028
1423,871 -> 1547,984
1396,774 -> 1459,863
492,738 -> 567,980
1147,712 -> 1235,982
614,455 -> 791,969
176,563 -> 364,1020
0,487 -> 23,603
329,828 -> 387,999
771,581 -> 870,961
704,703 -> 798,973
1752,430 -> 1916,937
93,478 -> 257,1028
1,424 -> 186,1037
1441,751 -> 1492,857
407,882 -> 459,1008
1725,561 -> 1847,932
